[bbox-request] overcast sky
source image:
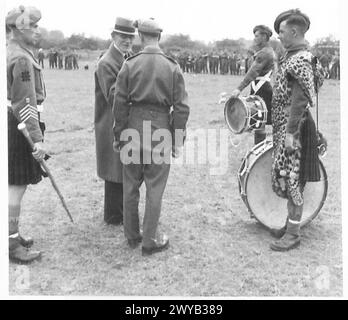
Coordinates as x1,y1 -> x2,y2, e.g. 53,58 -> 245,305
3,0 -> 343,44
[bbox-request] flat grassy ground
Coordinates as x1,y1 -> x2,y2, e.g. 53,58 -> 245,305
9,61 -> 342,296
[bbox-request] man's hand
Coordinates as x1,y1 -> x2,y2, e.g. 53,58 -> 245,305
172,145 -> 181,158
32,142 -> 46,162
113,140 -> 121,153
230,88 -> 241,99
284,132 -> 300,152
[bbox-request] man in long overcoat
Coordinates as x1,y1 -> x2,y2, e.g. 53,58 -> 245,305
94,17 -> 136,225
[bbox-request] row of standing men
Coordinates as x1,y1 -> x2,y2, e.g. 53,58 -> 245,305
37,48 -> 79,70
173,51 -> 254,75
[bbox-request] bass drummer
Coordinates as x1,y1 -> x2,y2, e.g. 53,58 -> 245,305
230,25 -> 275,145
270,9 -> 324,251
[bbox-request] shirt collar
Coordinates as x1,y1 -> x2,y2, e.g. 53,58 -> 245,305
279,42 -> 308,63
9,39 -> 36,59
287,42 -> 308,53
113,43 -> 124,55
254,42 -> 270,56
142,45 -> 162,54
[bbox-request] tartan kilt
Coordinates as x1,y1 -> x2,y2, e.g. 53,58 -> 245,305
251,81 -> 272,125
8,109 -> 46,185
299,110 -> 321,183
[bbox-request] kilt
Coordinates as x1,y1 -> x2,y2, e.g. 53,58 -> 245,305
251,81 -> 272,125
299,110 -> 320,183
8,108 -> 45,185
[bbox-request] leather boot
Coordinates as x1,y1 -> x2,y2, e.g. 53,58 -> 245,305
9,235 -> 41,264
142,234 -> 169,256
270,226 -> 286,238
19,235 -> 34,248
270,220 -> 301,251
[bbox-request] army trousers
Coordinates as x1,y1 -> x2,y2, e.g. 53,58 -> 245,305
122,106 -> 171,248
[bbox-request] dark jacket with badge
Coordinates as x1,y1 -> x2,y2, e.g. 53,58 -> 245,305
7,39 -> 46,143
113,45 -> 190,143
94,43 -> 125,183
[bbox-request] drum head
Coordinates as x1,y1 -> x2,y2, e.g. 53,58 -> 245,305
224,97 -> 247,134
244,145 -> 328,230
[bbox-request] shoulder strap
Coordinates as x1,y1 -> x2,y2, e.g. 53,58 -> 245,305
311,56 -> 319,132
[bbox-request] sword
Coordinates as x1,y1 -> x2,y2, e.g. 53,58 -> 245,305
17,123 -> 74,223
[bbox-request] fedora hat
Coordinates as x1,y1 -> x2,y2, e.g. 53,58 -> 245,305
113,17 -> 136,35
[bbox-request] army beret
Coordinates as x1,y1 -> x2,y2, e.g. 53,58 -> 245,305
113,17 -> 136,35
6,5 -> 41,30
136,18 -> 162,35
253,25 -> 272,38
274,8 -> 310,34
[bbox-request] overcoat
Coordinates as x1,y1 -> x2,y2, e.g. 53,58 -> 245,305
94,43 -> 124,182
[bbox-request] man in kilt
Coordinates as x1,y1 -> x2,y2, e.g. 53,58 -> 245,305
7,6 -> 48,263
230,25 -> 275,145
270,9 -> 324,251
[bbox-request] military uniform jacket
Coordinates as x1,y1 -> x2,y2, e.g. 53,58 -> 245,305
113,45 -> 189,141
238,44 -> 275,91
94,43 -> 125,182
7,39 -> 46,143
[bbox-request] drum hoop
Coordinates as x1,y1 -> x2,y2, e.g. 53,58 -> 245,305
224,97 -> 248,134
238,141 -> 272,201
239,144 -> 328,230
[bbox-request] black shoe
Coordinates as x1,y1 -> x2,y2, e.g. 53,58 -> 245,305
18,235 -> 34,248
9,244 -> 41,264
142,237 -> 169,256
127,237 -> 142,249
270,233 -> 301,252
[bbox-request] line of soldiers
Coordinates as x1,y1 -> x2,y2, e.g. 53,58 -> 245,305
171,50 -> 254,75
38,48 -> 79,70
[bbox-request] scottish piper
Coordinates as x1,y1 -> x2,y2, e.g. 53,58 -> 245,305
269,9 -> 324,251
7,6 -> 47,263
230,25 -> 275,145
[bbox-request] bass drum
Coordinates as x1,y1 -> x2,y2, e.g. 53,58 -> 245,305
238,140 -> 328,230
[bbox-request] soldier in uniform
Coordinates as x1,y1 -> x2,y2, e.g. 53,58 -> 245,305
48,49 -> 54,68
94,17 -> 136,225
270,9 -> 324,250
7,6 -> 47,263
113,19 -> 190,255
178,51 -> 186,72
208,51 -> 215,74
202,51 -> 208,74
230,25 -> 275,145
37,48 -> 44,68
58,49 -> 64,69
72,50 -> 79,70
53,49 -> 58,68
229,51 -> 237,75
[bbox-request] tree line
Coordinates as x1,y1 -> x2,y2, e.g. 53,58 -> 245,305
38,27 -> 339,56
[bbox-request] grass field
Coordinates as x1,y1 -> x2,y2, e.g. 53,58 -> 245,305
9,61 -> 342,296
